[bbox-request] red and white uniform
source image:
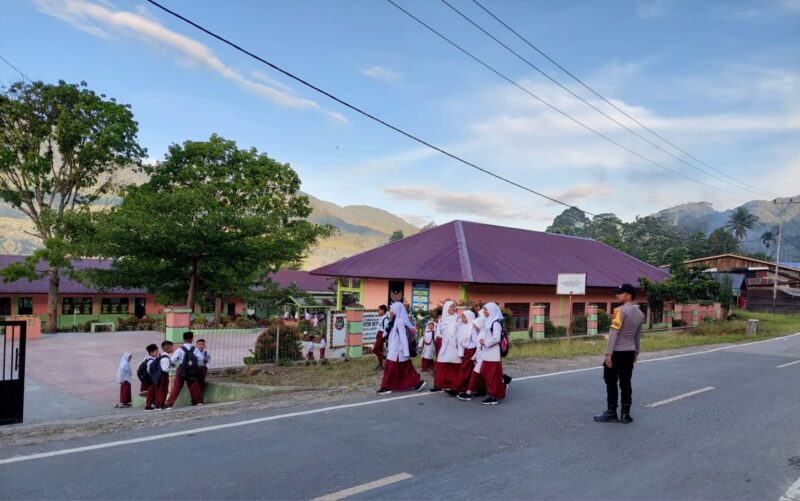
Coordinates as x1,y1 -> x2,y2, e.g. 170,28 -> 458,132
380,302 -> 422,391
434,301 -> 462,391
420,322 -> 436,372
467,303 -> 506,400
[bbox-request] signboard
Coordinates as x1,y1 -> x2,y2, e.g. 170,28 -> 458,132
362,311 -> 379,345
411,281 -> 430,311
557,273 -> 587,295
330,312 -> 348,348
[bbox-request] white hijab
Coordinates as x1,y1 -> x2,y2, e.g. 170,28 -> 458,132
116,352 -> 132,383
483,302 -> 504,332
391,302 -> 411,334
439,301 -> 459,334
459,309 -> 476,336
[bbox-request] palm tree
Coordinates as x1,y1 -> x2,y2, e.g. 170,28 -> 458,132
761,230 -> 776,257
725,207 -> 759,245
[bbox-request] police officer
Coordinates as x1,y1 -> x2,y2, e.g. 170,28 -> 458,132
594,283 -> 644,424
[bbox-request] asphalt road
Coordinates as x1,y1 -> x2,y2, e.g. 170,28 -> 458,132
2,334 -> 800,500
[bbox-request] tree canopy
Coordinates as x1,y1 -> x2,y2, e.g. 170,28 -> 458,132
725,206 -> 759,244
0,80 -> 144,331
76,134 -> 333,309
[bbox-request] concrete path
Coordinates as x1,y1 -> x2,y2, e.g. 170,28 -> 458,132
2,333 -> 799,500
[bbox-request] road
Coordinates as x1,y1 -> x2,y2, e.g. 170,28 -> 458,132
2,334 -> 800,500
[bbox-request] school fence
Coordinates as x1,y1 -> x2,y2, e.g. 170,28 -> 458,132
192,328 -> 265,370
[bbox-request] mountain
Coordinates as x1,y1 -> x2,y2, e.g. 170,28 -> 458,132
655,197 -> 800,259
0,193 -> 418,271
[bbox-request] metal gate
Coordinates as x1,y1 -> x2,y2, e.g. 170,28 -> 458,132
0,320 -> 26,425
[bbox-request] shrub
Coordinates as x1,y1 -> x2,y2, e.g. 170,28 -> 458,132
597,310 -> 611,332
570,315 -> 587,335
555,325 -> 568,337
233,316 -> 257,328
673,319 -> 686,327
544,319 -> 557,338
251,324 -> 302,363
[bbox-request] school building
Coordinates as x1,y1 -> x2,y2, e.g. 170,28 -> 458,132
311,220 -> 671,334
0,255 -> 245,330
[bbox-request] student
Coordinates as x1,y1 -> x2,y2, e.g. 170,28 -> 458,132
432,301 -> 462,395
304,336 -> 314,361
319,335 -> 327,360
143,344 -> 159,411
146,342 -> 172,410
458,303 -> 506,405
373,305 -> 388,370
419,320 -> 436,372
115,352 -> 133,408
166,332 -> 203,408
377,302 -> 426,394
196,338 -> 211,402
455,310 -> 478,393
433,313 -> 443,359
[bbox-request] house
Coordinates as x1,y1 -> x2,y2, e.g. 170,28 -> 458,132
0,255 -> 245,330
681,254 -> 800,313
310,220 -> 670,333
252,269 -> 335,318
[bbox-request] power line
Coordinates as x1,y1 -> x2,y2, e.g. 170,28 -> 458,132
386,0 -> 753,200
470,0 -> 780,198
143,0 -> 745,248
438,0 -> 774,199
0,55 -> 33,83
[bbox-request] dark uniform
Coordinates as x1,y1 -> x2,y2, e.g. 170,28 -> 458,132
595,284 -> 644,424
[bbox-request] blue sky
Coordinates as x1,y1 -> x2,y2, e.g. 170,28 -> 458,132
1,0 -> 798,229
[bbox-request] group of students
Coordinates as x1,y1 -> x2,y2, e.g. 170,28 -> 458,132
301,335 -> 327,360
115,331 -> 211,410
374,300 -> 511,405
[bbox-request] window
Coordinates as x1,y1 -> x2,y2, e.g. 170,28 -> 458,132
572,302 -> 586,316
610,302 -> 622,313
101,297 -> 129,314
0,298 -> 10,316
17,297 -> 33,315
597,302 -> 610,314
505,303 -> 530,330
62,297 -> 93,315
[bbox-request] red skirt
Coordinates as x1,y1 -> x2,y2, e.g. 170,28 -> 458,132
381,360 -> 421,391
420,357 -> 434,372
434,337 -> 442,358
373,332 -> 385,360
434,361 -> 461,390
454,348 -> 476,391
119,381 -> 131,405
320,348 -> 326,359
468,361 -> 505,400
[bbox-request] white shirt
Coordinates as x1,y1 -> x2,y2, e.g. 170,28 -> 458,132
436,320 -> 461,364
170,343 -> 203,365
477,321 -> 503,362
197,349 -> 211,367
421,329 -> 435,359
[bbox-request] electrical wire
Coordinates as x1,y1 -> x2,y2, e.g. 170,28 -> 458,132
470,0 -> 780,198
0,55 -> 32,83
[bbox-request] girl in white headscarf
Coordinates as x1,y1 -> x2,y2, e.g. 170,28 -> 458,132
458,302 -> 506,404
115,352 -> 133,408
420,320 -> 436,372
432,301 -> 462,395
377,302 -> 426,394
454,309 -> 478,392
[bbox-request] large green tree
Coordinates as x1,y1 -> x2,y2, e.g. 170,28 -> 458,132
0,80 -> 144,332
77,134 -> 333,312
620,216 -> 687,266
708,227 -> 739,255
546,207 -> 590,236
725,206 -> 759,245
586,213 -> 623,248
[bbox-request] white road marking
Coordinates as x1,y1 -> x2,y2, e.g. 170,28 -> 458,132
780,475 -> 800,501
645,386 -> 715,408
777,360 -> 800,368
311,473 -> 413,501
2,331 -> 798,466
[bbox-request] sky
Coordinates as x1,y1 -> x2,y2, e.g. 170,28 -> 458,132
1,0 -> 798,230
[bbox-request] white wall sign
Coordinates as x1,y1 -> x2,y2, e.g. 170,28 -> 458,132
330,312 -> 348,348
557,273 -> 587,295
361,311 -> 379,345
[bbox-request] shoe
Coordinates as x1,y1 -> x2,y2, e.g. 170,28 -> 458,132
481,397 -> 499,405
377,388 -> 392,395
121,403 -> 132,408
620,405 -> 633,424
144,406 -> 155,411
503,374 -> 512,386
164,406 -> 173,411
445,389 -> 458,397
456,392 -> 472,401
429,387 -> 443,393
197,402 -> 204,406
114,404 -> 120,408
593,409 -> 618,423
415,381 -> 427,392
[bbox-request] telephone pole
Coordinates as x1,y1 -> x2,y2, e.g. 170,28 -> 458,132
772,197 -> 799,312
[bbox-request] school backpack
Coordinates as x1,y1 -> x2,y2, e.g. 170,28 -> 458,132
180,346 -> 199,381
147,355 -> 166,385
493,320 -> 510,358
136,359 -> 152,384
407,327 -> 418,358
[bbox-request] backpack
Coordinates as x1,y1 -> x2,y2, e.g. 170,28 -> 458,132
493,320 -> 510,358
180,346 -> 199,381
147,355 -> 166,385
136,359 -> 152,384
407,327 -> 418,358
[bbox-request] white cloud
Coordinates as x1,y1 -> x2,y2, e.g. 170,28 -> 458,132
636,0 -> 669,18
385,185 -> 545,221
360,65 -> 402,82
34,0 -> 348,124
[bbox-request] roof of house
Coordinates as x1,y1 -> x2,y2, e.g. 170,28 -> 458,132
269,269 -> 334,293
310,220 -> 671,288
683,254 -> 800,273
0,255 -> 146,295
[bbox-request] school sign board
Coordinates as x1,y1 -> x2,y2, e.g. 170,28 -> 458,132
411,281 -> 430,311
330,312 -> 348,348
362,311 -> 379,345
557,273 -> 587,295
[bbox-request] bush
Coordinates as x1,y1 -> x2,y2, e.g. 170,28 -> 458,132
555,325 -> 568,337
570,315 -> 587,336
673,319 -> 686,327
251,324 -> 303,363
544,319 -> 557,338
597,310 -> 611,332
232,316 -> 257,328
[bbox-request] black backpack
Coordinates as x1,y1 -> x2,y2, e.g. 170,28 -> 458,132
147,355 -> 166,385
136,359 -> 152,384
180,346 -> 199,381
493,320 -> 510,358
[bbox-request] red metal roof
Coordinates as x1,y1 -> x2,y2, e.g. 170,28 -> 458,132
310,220 -> 670,287
269,270 -> 334,292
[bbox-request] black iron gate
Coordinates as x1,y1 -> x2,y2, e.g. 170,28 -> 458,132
0,320 -> 26,425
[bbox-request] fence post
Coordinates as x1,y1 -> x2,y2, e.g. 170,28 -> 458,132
663,303 -> 674,331
690,304 -> 700,327
164,305 -> 192,343
586,304 -> 598,336
531,304 -> 545,340
275,324 -> 280,364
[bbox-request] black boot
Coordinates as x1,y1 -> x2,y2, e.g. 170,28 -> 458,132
593,407 -> 618,423
620,405 -> 633,424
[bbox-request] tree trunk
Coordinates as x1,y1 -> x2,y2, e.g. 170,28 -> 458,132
186,257 -> 198,309
213,296 -> 222,326
46,265 -> 60,333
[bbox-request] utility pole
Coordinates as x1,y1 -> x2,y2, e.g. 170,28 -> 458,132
772,197 -> 798,312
